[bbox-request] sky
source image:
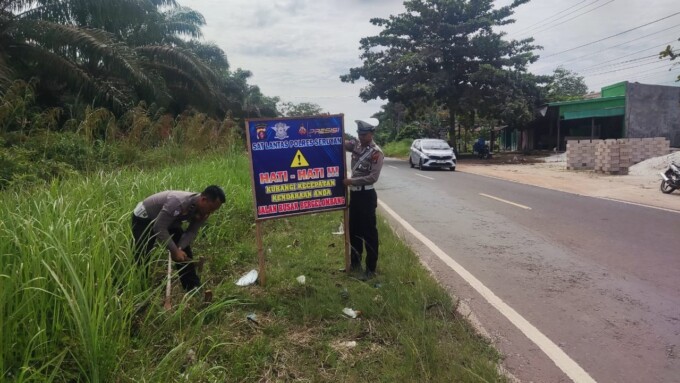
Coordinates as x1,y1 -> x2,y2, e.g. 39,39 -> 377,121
184,0 -> 680,135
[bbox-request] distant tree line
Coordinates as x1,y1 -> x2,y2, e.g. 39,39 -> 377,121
0,0 -> 326,188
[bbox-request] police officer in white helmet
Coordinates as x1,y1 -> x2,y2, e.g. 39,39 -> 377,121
343,120 -> 384,280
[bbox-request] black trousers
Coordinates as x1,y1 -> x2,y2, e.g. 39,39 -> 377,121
349,189 -> 379,272
131,215 -> 201,291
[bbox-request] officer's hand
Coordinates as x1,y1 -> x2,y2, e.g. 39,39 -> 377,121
172,249 -> 187,262
343,179 -> 352,186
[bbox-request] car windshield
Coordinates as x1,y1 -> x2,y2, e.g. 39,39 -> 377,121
422,141 -> 450,150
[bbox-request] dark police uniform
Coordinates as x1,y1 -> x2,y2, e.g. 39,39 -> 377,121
345,121 -> 384,277
131,191 -> 206,290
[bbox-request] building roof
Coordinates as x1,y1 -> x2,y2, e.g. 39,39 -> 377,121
548,95 -> 626,121
547,95 -> 624,107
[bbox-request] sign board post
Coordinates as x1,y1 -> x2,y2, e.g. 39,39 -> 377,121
245,115 -> 349,285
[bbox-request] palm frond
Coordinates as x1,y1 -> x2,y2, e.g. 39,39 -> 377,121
19,20 -> 156,96
136,45 -> 221,86
2,0 -> 41,14
161,6 -> 205,37
0,55 -> 14,94
17,0 -> 171,35
185,40 -> 229,71
16,1 -> 69,22
144,60 -> 224,113
12,43 -> 131,111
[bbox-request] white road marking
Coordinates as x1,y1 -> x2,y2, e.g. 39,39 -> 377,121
480,193 -> 532,210
378,199 -> 596,383
388,165 -> 398,169
415,173 -> 435,180
464,171 -> 680,214
596,197 -> 680,214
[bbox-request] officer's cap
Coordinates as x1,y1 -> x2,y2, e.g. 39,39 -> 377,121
355,120 -> 376,134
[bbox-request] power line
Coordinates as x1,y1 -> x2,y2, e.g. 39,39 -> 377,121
585,63 -> 677,91
544,11 -> 680,58
515,0 -> 603,38
520,0 -> 616,38
580,54 -> 669,73
561,24 -> 680,66
587,63 -> 678,88
577,45 -> 679,73
587,60 -> 674,77
579,45 -> 671,71
512,0 -> 593,35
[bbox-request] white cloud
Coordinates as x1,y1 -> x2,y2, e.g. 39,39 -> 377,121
185,0 -> 680,135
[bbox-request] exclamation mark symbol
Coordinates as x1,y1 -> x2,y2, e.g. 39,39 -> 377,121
297,154 -> 302,166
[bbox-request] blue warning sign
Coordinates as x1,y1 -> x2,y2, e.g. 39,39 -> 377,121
246,115 -> 347,220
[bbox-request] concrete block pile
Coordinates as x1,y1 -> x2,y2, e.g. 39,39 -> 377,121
595,139 -> 626,175
628,137 -> 670,164
566,137 -> 670,175
566,140 -> 596,170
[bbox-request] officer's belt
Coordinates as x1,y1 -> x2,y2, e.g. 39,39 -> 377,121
349,185 -> 374,192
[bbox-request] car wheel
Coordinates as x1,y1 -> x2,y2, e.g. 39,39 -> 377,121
409,157 -> 414,168
449,166 -> 456,171
419,158 -> 424,170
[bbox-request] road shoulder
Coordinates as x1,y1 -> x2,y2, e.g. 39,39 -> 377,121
457,162 -> 680,212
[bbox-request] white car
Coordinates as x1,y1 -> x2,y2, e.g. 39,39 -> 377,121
409,139 -> 456,171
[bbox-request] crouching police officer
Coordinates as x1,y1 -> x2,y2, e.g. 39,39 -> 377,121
131,185 -> 225,291
343,120 -> 384,280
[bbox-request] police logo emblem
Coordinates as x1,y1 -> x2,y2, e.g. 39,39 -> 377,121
256,124 -> 267,140
271,122 -> 290,140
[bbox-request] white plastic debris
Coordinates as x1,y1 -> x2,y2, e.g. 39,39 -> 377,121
332,223 -> 344,235
342,307 -> 361,319
186,349 -> 196,364
340,341 -> 357,348
296,275 -> 306,284
235,269 -> 258,286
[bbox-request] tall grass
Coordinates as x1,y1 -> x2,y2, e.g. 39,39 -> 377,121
0,151 -> 252,382
382,138 -> 412,158
2,149 -> 506,382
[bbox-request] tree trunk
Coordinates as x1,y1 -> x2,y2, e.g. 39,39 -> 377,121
447,105 -> 457,154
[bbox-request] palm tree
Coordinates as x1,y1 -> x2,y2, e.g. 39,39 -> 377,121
0,0 -> 161,111
1,0 -> 229,116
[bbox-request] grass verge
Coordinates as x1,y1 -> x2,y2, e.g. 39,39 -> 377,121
382,139 -> 412,158
1,151 -> 505,382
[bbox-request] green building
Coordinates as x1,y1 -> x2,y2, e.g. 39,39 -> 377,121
526,81 -> 680,151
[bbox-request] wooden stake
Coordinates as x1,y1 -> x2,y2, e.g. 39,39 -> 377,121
163,251 -> 172,310
256,220 -> 266,285
343,208 -> 350,272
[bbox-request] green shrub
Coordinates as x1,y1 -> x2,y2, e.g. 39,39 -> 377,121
0,145 -> 76,189
383,139 -> 412,158
395,123 -> 423,140
24,131 -> 93,171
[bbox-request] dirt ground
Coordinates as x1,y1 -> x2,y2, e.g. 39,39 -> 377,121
457,153 -> 680,212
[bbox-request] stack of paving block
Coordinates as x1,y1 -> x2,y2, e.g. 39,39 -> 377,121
595,139 -> 630,174
617,139 -> 632,171
566,140 -> 596,170
628,137 -> 670,165
566,137 -> 670,175
595,139 -> 619,174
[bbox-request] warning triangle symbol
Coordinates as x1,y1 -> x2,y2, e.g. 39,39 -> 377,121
290,150 -> 310,168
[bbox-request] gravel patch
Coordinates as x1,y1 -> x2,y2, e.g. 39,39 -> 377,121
628,151 -> 680,176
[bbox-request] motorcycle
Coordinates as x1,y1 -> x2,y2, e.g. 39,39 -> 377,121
659,161 -> 680,194
473,139 -> 492,160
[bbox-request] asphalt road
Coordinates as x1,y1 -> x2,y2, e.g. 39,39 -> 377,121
376,157 -> 680,383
